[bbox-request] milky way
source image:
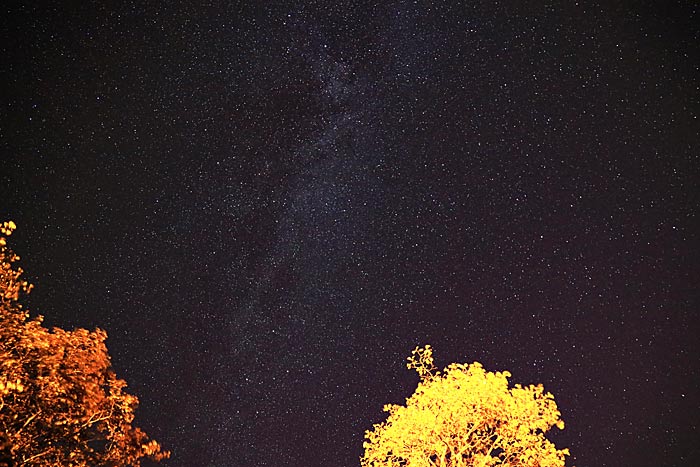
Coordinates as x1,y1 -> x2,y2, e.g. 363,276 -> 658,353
2,2 -> 698,466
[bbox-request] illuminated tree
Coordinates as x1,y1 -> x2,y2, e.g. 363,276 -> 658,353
361,345 -> 570,467
0,221 -> 169,466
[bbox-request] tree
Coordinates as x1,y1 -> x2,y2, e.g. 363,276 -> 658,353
0,221 -> 169,466
361,345 -> 570,467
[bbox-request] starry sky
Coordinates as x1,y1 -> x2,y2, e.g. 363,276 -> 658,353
1,1 -> 698,466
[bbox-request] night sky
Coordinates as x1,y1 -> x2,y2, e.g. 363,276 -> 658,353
2,2 -> 698,466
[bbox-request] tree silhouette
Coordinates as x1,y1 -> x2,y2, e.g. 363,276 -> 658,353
0,221 -> 169,466
361,345 -> 570,467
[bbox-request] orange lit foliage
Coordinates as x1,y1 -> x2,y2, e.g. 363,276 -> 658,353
361,345 -> 570,467
0,221 -> 168,466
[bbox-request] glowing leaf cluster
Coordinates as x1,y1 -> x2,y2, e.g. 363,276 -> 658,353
0,221 -> 169,466
362,345 -> 570,467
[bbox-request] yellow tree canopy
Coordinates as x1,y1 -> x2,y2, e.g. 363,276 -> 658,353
361,345 -> 570,467
0,221 -> 168,466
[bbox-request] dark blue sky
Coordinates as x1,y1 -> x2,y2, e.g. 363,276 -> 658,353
2,2 -> 698,466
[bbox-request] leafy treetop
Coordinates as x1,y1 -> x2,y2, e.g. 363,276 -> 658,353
361,345 -> 570,467
0,221 -> 169,466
